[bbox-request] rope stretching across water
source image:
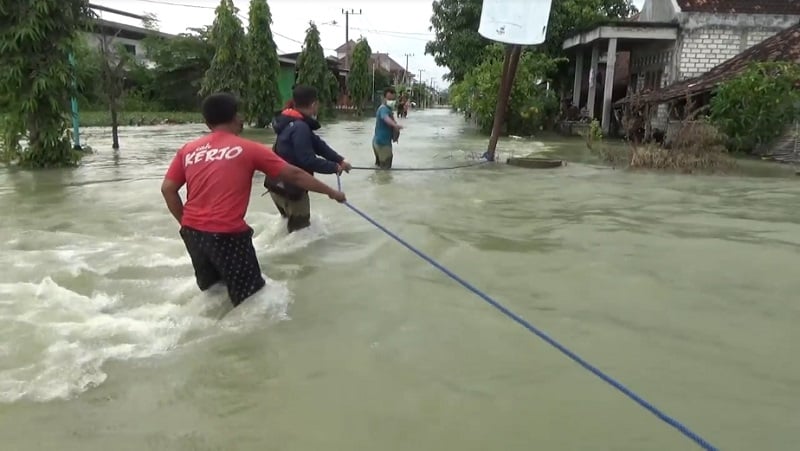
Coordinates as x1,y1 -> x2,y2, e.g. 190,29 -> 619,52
335,174 -> 718,451
349,160 -> 488,171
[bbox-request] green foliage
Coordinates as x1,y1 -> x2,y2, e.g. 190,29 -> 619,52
0,0 -> 92,167
374,69 -> 392,92
296,22 -> 334,117
143,27 -> 214,111
425,0 -> 489,83
450,45 -> 562,135
710,62 -> 800,154
347,38 -> 372,113
542,0 -> 637,57
426,0 -> 637,85
327,70 -> 340,111
201,0 -> 247,101
245,0 -> 281,128
544,0 -> 638,92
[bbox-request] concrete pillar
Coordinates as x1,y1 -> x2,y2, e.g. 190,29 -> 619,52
601,37 -> 618,135
572,51 -> 583,107
587,44 -> 600,119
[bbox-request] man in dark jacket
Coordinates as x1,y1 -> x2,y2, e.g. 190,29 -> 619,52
264,85 -> 352,233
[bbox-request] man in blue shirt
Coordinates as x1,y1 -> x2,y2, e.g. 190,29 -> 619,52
373,87 -> 403,169
264,85 -> 352,233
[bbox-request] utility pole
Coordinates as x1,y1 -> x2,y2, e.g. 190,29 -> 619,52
341,8 -> 362,71
403,53 -> 413,85
417,69 -> 425,108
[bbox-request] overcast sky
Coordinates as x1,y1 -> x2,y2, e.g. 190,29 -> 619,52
92,0 -> 646,86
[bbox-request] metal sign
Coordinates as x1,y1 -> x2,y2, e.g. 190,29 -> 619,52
478,0 -> 554,45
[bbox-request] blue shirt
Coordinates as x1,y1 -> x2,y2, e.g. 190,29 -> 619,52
373,104 -> 393,146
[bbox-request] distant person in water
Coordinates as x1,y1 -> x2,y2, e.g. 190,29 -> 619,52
161,92 -> 346,307
264,85 -> 352,233
398,93 -> 409,118
373,87 -> 403,169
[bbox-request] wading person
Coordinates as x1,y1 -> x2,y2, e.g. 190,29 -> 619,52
373,87 -> 403,169
161,92 -> 346,307
264,85 -> 352,233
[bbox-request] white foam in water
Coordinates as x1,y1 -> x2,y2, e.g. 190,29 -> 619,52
0,228 -> 301,403
0,208 -> 334,403
251,211 -> 331,256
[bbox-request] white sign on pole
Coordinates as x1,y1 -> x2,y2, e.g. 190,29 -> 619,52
478,0 -> 554,45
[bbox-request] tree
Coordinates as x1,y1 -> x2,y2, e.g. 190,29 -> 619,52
543,0 -> 637,91
542,0 -> 637,57
347,38 -> 372,113
327,70 -> 340,112
296,22 -> 333,117
710,62 -> 800,154
245,0 -> 281,127
450,44 -> 562,135
144,27 -> 214,111
374,69 -> 392,93
0,0 -> 92,167
93,29 -> 136,149
201,0 -> 247,101
425,0 -> 637,84
425,0 -> 488,83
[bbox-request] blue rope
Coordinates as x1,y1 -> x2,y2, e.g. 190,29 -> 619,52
335,174 -> 718,451
350,160 -> 488,171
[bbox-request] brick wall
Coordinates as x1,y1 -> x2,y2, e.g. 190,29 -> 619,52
678,27 -> 743,79
675,12 -> 798,80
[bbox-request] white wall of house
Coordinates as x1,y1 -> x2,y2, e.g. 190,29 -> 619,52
676,13 -> 798,79
82,31 -> 154,66
630,3 -> 800,132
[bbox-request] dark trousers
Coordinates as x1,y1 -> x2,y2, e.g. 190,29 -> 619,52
180,226 -> 265,307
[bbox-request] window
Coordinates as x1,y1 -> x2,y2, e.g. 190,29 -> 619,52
123,44 -> 136,56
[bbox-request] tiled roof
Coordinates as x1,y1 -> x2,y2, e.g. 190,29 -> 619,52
335,40 -> 356,52
618,22 -> 800,105
676,0 -> 800,15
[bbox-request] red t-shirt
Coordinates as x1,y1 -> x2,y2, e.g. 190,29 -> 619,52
164,130 -> 287,233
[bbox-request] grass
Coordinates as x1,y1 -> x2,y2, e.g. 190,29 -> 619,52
77,110 -> 202,127
240,127 -> 275,143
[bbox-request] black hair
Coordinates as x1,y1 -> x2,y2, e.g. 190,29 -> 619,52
383,86 -> 396,96
292,85 -> 318,108
201,92 -> 240,127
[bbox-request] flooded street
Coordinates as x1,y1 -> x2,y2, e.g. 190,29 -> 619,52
1,109 -> 799,450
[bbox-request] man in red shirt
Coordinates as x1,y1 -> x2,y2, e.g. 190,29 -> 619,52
161,92 -> 346,307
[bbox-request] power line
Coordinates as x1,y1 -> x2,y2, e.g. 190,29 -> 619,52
319,23 -> 433,41
125,0 -> 215,9
108,0 -> 367,53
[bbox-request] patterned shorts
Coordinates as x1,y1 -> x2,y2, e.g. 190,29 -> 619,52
179,226 -> 266,307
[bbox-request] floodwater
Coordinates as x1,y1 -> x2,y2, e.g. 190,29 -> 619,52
1,109 -> 799,451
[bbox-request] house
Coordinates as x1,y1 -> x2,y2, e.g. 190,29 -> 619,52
335,40 -> 414,86
85,4 -> 172,66
277,52 -> 350,107
562,0 -> 800,135
370,52 -> 415,85
619,21 -> 800,146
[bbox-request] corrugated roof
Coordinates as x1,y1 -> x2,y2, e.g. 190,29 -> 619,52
676,0 -> 800,15
617,22 -> 800,105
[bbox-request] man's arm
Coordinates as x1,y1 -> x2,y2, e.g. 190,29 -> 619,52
162,151 -> 186,225
311,134 -> 343,162
277,164 -> 346,202
292,123 -> 340,174
252,143 -> 345,202
161,178 -> 184,223
380,106 -> 402,129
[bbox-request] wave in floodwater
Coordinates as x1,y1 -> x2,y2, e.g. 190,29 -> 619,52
0,212 -> 332,403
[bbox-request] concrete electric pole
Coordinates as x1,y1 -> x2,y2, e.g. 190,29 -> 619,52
341,8 -> 362,71
403,53 -> 413,85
